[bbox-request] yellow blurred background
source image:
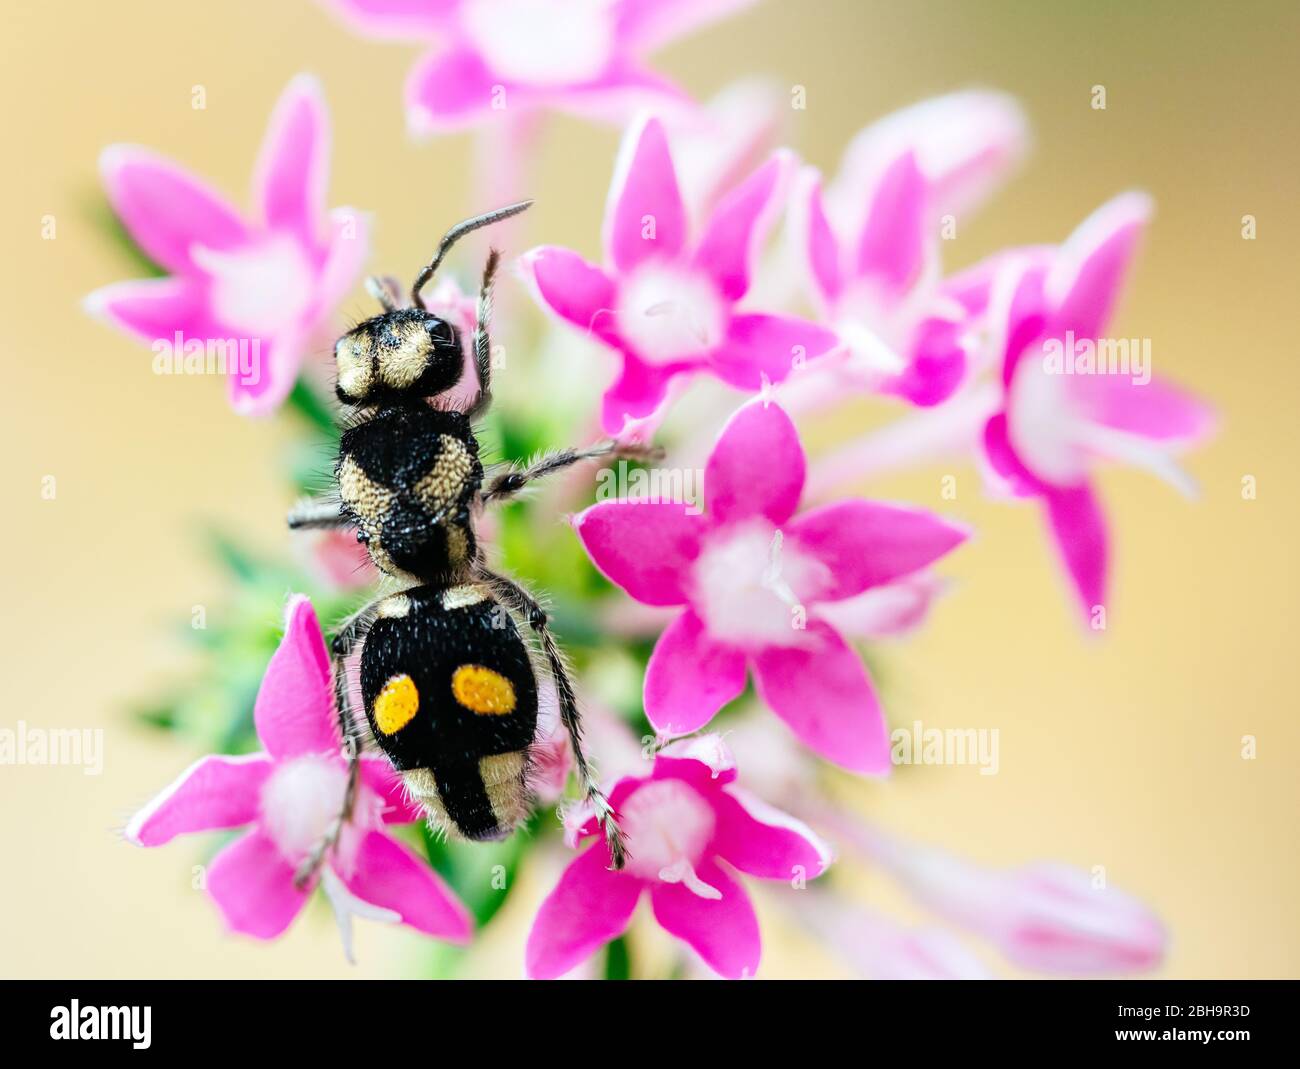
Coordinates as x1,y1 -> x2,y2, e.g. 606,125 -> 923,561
1,0 -> 1296,978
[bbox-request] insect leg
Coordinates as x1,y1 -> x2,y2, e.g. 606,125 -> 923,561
287,496 -> 348,530
481,440 -> 664,505
365,274 -> 403,312
474,566 -> 627,870
293,599 -> 384,890
465,249 -> 501,421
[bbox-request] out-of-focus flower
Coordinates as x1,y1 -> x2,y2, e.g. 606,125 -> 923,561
320,0 -> 758,134
788,91 -> 1028,408
126,596 -> 471,955
980,192 -> 1214,618
861,827 -> 1166,975
526,736 -> 830,979
85,76 -> 368,416
796,892 -> 993,980
573,398 -> 968,771
299,528 -> 378,592
523,116 -> 839,433
665,77 -> 787,219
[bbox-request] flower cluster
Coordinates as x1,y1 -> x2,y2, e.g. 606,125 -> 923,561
108,2 -> 1205,979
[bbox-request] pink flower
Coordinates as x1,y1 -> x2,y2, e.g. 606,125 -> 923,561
126,596 -> 471,955
85,75 -> 369,416
864,828 -> 1166,976
320,0 -> 757,133
523,115 -> 839,433
526,736 -> 830,979
798,894 -> 993,980
791,91 -> 1028,407
664,78 -> 787,220
573,398 -> 968,772
981,192 -> 1214,618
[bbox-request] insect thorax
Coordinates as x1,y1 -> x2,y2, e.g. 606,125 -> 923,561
336,402 -> 483,582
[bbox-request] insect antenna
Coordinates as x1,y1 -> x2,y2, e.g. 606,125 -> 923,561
410,200 -> 533,309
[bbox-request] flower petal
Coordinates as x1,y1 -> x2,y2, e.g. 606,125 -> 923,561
887,314 -> 967,407
786,500 -> 968,601
572,501 -> 703,606
526,843 -> 643,979
1043,483 -> 1109,620
405,46 -> 500,133
693,150 -> 790,301
1075,374 -> 1215,443
711,785 -> 831,880
751,621 -> 889,774
321,0 -> 455,39
100,145 -> 249,274
253,595 -> 339,758
704,398 -> 805,525
340,831 -> 472,942
315,207 -> 373,313
650,857 -> 760,978
1045,191 -> 1152,340
599,352 -> 690,435
125,753 -> 273,847
644,611 -> 748,735
838,90 -> 1027,221
710,313 -> 839,391
798,168 -> 843,304
522,245 -> 620,344
226,327 -> 303,418
83,277 -> 219,346
603,115 -> 687,272
359,757 -> 425,823
855,150 -> 928,295
207,829 -> 309,939
618,0 -> 760,51
254,74 -> 330,247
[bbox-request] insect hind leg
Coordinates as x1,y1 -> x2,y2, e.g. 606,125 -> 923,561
474,566 -> 627,870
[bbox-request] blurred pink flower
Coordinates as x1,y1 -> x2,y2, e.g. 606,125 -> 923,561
524,116 -> 839,433
790,91 -> 1028,407
665,78 -> 787,219
320,0 -> 757,133
526,736 -> 830,979
85,75 -> 369,416
798,894 -> 993,980
863,828 -> 1166,976
126,596 -> 471,955
981,192 -> 1214,618
573,398 -> 968,772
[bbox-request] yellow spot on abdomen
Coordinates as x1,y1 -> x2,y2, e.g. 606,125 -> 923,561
374,674 -> 420,735
451,664 -> 517,716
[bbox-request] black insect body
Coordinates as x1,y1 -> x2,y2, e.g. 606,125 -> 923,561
288,202 -> 641,881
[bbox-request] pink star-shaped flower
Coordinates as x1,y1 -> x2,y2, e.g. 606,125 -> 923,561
572,398 -> 969,772
526,736 -> 830,979
126,596 -> 471,954
320,0 -> 757,133
85,75 -> 369,415
792,91 -> 1028,407
523,115 -> 840,433
980,192 -> 1214,619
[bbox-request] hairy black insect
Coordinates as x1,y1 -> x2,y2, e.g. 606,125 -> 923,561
288,201 -> 646,883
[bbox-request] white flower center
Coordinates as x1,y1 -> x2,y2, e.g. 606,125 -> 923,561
260,755 -> 348,861
461,0 -> 616,86
691,519 -> 827,648
192,235 -> 316,338
1006,347 -> 1090,486
617,264 -> 727,364
621,779 -> 718,896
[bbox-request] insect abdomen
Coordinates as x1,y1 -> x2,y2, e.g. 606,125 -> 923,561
359,585 -> 539,841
